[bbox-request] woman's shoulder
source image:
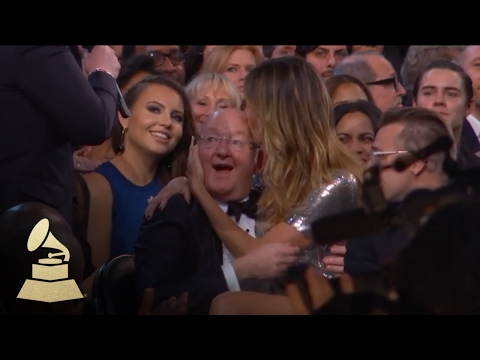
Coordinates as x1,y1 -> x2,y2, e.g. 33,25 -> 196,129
81,171 -> 112,200
328,169 -> 360,189
95,161 -> 118,178
283,170 -> 360,236
304,170 -> 360,201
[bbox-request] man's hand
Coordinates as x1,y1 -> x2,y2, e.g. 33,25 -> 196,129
83,45 -> 121,78
322,242 -> 346,276
137,288 -> 188,315
232,243 -> 300,279
73,147 -> 102,173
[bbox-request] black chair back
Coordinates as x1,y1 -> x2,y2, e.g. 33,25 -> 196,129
92,254 -> 138,315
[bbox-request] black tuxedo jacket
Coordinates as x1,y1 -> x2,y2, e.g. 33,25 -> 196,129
459,118 -> 480,170
0,46 -> 118,225
134,193 -> 229,315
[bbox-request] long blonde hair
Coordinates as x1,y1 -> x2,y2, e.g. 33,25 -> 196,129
244,57 -> 363,230
201,46 -> 264,74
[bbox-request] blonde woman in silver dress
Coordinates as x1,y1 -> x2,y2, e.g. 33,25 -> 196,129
185,56 -> 363,314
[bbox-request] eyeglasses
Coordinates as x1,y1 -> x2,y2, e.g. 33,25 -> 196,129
147,50 -> 185,66
366,76 -> 398,91
370,150 -> 409,162
197,135 -> 256,151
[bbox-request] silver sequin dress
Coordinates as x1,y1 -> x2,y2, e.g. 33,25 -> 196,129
284,169 -> 359,240
284,170 -> 360,272
241,169 -> 360,293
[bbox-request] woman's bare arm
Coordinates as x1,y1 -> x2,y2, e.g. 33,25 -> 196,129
194,186 -> 310,257
210,291 -> 294,315
81,172 -> 113,298
194,170 -> 359,258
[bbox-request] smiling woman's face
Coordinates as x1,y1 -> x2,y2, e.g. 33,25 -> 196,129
336,110 -> 375,166
120,84 -> 185,158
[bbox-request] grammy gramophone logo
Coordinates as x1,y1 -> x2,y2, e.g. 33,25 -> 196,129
17,218 -> 84,303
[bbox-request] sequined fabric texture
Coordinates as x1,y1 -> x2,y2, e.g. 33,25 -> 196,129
284,169 -> 360,239
284,170 -> 360,271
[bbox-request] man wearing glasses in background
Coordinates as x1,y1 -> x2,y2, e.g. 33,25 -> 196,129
144,45 -> 186,85
333,50 -> 406,113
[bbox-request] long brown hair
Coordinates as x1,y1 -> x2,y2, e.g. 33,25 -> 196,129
244,57 -> 363,230
325,74 -> 375,105
111,75 -> 196,185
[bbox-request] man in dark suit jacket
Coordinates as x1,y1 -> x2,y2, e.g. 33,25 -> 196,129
458,118 -> 480,169
135,108 -> 298,314
324,107 -> 454,275
0,46 -> 120,226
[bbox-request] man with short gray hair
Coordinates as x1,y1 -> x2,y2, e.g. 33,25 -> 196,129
333,50 -> 406,112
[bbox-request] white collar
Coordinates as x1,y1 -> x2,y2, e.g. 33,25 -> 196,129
467,114 -> 480,138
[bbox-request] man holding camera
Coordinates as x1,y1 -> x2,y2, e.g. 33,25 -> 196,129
0,45 -> 120,226
323,107 -> 453,275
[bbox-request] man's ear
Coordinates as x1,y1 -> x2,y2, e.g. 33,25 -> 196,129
253,148 -> 264,174
411,159 -> 426,176
118,110 -> 129,128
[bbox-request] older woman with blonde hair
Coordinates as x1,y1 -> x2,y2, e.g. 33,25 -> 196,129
185,72 -> 242,132
200,46 -> 264,98
185,56 -> 363,314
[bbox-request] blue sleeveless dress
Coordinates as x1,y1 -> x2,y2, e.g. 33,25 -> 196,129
96,162 -> 162,258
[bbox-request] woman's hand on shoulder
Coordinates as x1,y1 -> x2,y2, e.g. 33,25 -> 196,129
144,176 -> 190,219
144,136 -> 206,219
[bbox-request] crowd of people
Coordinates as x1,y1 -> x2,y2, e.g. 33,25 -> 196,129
1,45 -> 480,315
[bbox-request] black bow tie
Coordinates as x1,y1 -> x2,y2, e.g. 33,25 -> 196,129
226,189 -> 261,222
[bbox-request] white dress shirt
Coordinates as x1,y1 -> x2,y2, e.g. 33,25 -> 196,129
217,199 -> 256,292
467,114 -> 480,144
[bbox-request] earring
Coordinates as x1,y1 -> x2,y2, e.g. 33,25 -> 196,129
117,127 -> 127,152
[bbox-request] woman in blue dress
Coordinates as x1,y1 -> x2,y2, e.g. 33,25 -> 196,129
82,75 -> 195,297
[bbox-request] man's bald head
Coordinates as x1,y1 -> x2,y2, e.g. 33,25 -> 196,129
341,49 -> 381,64
198,108 -> 249,136
0,203 -> 84,315
460,46 -> 479,66
333,51 -> 378,84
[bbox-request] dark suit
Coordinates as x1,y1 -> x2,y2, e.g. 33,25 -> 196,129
135,194 -> 231,315
459,118 -> 480,169
0,46 -> 118,225
344,228 -> 410,275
